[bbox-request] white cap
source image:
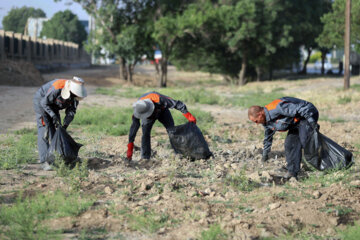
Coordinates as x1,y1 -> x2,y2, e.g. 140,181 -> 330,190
61,76 -> 87,99
133,99 -> 155,120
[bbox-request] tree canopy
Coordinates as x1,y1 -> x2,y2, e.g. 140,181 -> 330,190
40,10 -> 87,45
2,6 -> 46,33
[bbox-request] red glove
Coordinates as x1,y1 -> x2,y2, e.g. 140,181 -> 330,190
127,142 -> 134,160
183,112 -> 196,124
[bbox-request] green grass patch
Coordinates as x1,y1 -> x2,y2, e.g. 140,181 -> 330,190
128,210 -> 173,233
302,169 -> 352,187
338,221 -> 360,240
337,96 -> 352,104
72,107 -> 214,136
319,115 -> 346,123
227,90 -> 286,108
0,128 -> 37,169
97,87 -> 224,105
200,224 -> 228,240
0,191 -> 94,240
350,84 -> 360,91
224,168 -> 257,192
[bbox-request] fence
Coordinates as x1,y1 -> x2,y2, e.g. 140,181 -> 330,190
0,30 -> 90,68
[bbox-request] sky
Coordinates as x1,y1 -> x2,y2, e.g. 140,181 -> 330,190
0,0 -> 89,29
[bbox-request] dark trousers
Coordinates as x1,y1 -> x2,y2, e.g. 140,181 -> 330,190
284,114 -> 319,176
33,98 -> 58,163
141,109 -> 174,159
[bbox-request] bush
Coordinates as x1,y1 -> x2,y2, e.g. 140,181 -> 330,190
309,51 -> 322,63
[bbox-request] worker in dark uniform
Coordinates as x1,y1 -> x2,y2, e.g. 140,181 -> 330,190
248,97 -> 319,179
127,92 -> 196,160
33,77 -> 87,170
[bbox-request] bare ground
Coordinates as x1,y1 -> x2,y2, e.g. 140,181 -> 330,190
1,65 -> 360,239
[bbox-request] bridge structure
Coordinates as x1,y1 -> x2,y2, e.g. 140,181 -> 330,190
0,30 -> 90,69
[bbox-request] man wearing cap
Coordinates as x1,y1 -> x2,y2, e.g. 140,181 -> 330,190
248,97 -> 319,180
127,92 -> 197,161
33,76 -> 87,170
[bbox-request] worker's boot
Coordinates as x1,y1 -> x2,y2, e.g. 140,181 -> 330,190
41,161 -> 53,171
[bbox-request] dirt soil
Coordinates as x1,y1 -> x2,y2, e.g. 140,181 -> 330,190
1,65 -> 360,239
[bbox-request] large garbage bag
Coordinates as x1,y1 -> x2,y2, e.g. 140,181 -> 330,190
304,130 -> 353,171
47,126 -> 83,164
168,122 -> 212,160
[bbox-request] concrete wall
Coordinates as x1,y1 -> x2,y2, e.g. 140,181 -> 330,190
0,30 -> 90,68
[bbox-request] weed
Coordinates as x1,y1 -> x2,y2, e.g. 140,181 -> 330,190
225,168 -> 257,192
55,156 -> 89,192
319,205 -> 353,217
200,224 -> 228,240
0,129 -> 37,169
0,191 -> 93,240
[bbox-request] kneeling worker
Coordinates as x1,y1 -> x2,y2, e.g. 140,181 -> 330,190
248,97 -> 319,179
33,77 -> 87,170
127,92 -> 196,160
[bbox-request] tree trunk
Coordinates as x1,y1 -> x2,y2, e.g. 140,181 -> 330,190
127,64 -> 133,82
301,48 -> 312,74
239,54 -> 247,85
159,59 -> 167,87
256,66 -> 262,82
321,52 -> 326,75
119,58 -> 128,80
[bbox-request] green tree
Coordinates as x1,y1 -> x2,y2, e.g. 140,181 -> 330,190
2,6 -> 46,33
64,0 -> 154,82
40,10 -> 87,46
317,0 -> 360,52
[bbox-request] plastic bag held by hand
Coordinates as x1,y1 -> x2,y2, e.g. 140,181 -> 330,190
47,126 -> 82,164
168,122 -> 212,160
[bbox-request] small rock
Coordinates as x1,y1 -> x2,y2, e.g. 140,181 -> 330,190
312,191 -> 322,199
37,183 -> 47,188
104,186 -> 114,194
242,223 -> 250,229
261,171 -> 273,182
247,172 -> 261,182
158,227 -> 166,234
350,180 -> 360,186
209,191 -> 216,197
150,195 -> 161,202
329,217 -> 339,226
230,163 -> 238,170
269,202 -> 281,210
118,177 -> 126,182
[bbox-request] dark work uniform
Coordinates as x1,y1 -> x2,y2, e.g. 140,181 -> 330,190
129,92 -> 189,159
262,97 -> 319,176
33,79 -> 78,163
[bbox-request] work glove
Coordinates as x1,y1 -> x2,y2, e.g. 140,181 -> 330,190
262,150 -> 269,162
127,142 -> 134,160
52,116 -> 61,128
183,112 -> 197,124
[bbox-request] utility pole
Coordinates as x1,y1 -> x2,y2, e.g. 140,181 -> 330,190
344,0 -> 351,90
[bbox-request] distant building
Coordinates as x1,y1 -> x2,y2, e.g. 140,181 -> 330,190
24,18 -> 49,38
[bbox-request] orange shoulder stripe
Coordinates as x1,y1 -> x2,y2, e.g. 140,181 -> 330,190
265,99 -> 282,111
140,93 -> 160,103
52,79 -> 67,90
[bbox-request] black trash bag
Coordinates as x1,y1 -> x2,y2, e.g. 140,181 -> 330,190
304,130 -> 353,171
168,122 -> 212,160
47,126 -> 83,164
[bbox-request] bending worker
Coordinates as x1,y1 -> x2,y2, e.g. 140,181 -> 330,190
127,92 -> 196,160
33,77 -> 87,170
248,97 -> 319,179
